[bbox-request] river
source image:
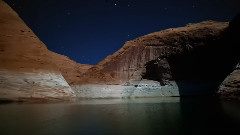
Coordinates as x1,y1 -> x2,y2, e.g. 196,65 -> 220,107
0,97 -> 240,135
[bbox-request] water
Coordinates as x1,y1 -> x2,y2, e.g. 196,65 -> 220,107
0,97 -> 240,135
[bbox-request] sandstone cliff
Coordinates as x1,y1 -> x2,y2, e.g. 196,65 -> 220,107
1,0 -> 239,99
88,21 -> 228,80
79,20 -> 240,96
50,52 -> 92,85
0,0 -> 91,101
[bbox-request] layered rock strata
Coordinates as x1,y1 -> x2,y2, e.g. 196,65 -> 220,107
0,70 -> 75,101
72,81 -> 179,98
74,21 -> 234,97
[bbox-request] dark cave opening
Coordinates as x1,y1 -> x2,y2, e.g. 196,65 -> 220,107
142,60 -> 165,85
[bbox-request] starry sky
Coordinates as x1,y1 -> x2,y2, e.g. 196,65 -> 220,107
3,0 -> 240,65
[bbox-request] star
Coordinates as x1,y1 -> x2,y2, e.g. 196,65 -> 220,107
67,11 -> 71,15
127,4 -> 130,7
114,3 -> 117,6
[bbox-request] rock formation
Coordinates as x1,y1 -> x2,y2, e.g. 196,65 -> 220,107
218,14 -> 240,100
74,20 -> 239,97
1,0 -> 240,100
92,21 -> 229,84
0,0 -> 91,102
50,52 -> 92,85
218,63 -> 240,100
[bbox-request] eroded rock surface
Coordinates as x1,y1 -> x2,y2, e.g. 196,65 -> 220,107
218,64 -> 240,100
0,70 -> 75,101
72,81 -> 179,98
78,20 -> 237,96
1,0 -> 240,99
0,0 -> 91,101
91,21 -> 228,83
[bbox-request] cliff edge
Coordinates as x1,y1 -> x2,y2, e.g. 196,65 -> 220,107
0,0 -> 91,102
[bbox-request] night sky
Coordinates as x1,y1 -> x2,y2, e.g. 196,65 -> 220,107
3,0 -> 240,65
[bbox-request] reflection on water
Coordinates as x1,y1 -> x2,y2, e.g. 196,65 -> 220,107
0,97 -> 240,135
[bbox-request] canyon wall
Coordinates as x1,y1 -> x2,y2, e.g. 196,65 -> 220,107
0,0 -> 91,101
77,20 -> 238,96
1,0 -> 240,100
92,21 -> 229,83
0,70 -> 74,101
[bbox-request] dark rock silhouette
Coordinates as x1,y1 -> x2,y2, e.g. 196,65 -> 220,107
218,14 -> 240,99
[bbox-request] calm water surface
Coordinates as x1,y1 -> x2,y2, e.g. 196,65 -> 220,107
0,97 -> 240,135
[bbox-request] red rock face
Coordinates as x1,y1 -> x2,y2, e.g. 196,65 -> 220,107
0,0 -> 56,72
0,0 -> 91,101
2,0 -> 240,98
50,52 -> 92,85
0,0 -> 92,85
83,21 -> 229,86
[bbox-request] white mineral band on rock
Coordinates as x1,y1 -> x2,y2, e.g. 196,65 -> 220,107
71,81 -> 179,98
0,70 -> 75,100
